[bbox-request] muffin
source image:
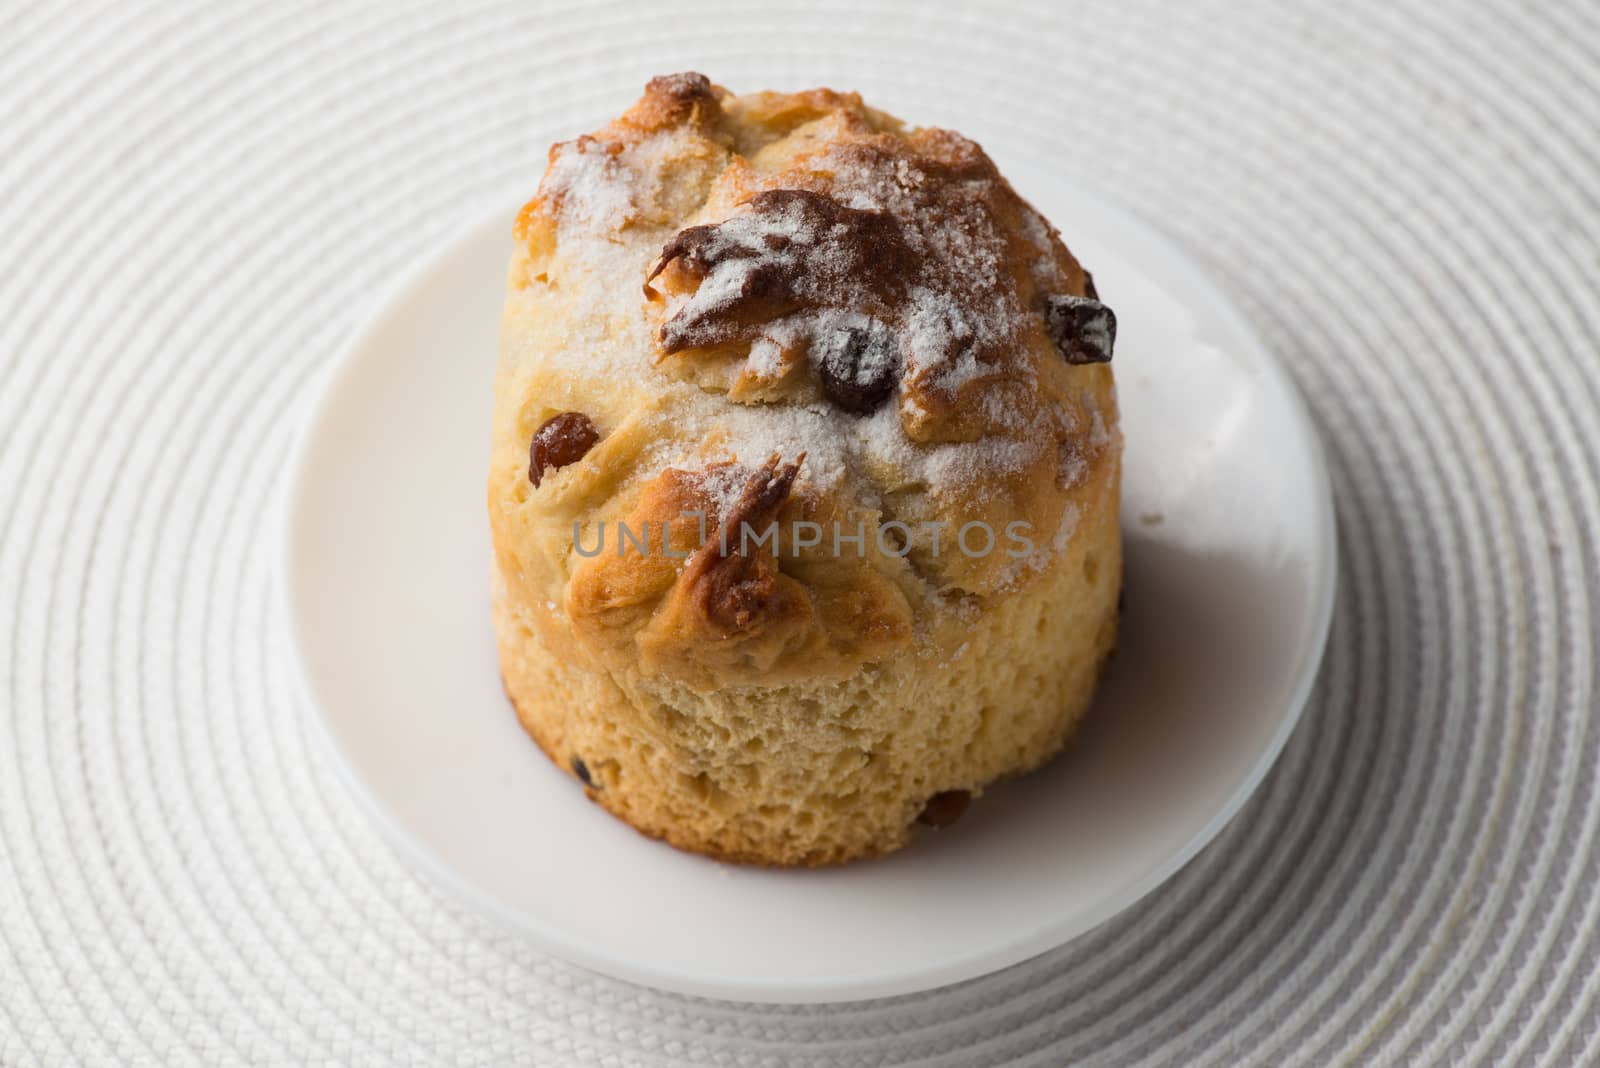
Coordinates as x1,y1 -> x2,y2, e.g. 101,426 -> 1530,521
489,73 -> 1121,866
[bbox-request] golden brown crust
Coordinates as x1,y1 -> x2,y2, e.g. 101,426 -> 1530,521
489,73 -> 1123,865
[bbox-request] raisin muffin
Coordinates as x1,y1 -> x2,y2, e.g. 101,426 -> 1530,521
490,73 -> 1121,866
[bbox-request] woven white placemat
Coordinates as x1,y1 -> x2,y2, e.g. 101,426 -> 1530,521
3,1 -> 1598,1064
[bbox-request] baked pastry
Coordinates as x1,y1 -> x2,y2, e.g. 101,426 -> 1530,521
490,73 -> 1121,866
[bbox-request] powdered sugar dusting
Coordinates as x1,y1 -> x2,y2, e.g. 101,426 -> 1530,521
1018,204 -> 1067,290
689,462 -> 753,520
526,104 -> 1111,582
1088,404 -> 1111,449
541,138 -> 637,230
745,335 -> 785,378
1052,501 -> 1081,554
800,142 -> 1034,399
734,398 -> 1036,506
670,195 -> 871,324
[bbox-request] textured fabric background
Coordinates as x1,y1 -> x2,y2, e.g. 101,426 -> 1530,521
3,1 -> 1598,1064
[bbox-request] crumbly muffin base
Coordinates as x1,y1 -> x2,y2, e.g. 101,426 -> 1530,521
493,477 -> 1120,868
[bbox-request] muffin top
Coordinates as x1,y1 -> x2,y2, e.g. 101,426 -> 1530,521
493,73 -> 1119,689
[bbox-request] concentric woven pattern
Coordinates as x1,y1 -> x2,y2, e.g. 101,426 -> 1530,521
2,1 -> 1597,1064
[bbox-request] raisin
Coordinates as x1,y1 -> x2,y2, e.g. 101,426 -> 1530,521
528,411 -> 599,488
917,789 -> 971,828
571,755 -> 597,789
815,321 -> 900,413
1044,294 -> 1116,365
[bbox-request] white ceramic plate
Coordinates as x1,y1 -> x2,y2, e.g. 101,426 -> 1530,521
282,157 -> 1336,1003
